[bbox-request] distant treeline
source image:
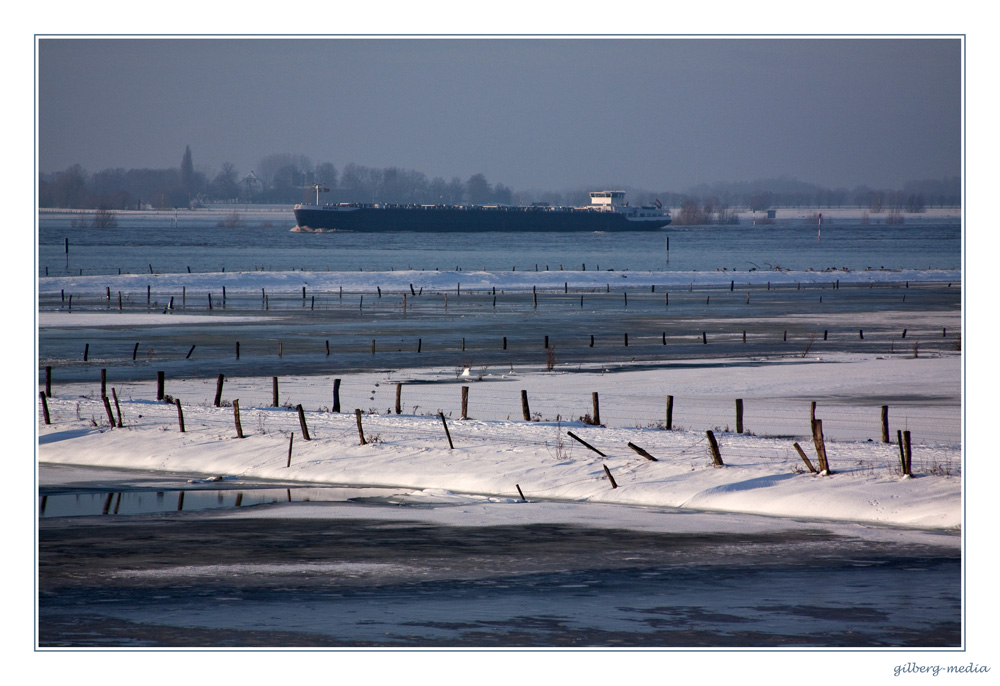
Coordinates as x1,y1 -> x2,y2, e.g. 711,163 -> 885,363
38,146 -> 961,212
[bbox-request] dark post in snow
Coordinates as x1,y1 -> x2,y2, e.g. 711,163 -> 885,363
156,371 -> 165,401
112,388 -> 123,427
39,392 -> 50,425
297,404 -> 311,441
602,464 -> 618,489
706,430 -> 724,467
233,399 -> 245,439
735,398 -> 744,434
461,386 -> 469,420
333,379 -> 341,413
627,442 -> 658,461
439,412 -> 454,449
592,392 -> 601,426
792,442 -> 817,473
214,374 -> 225,407
567,431 -> 606,457
176,399 -> 185,433
665,394 -> 674,430
355,409 -> 366,445
286,433 -> 294,468
272,377 -> 279,408
881,405 -> 890,443
521,390 -> 531,421
396,383 -> 403,415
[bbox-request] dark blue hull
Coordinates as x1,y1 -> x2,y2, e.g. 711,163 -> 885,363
293,205 -> 669,232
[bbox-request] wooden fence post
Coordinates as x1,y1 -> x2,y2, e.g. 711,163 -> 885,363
567,431 -> 606,457
156,371 -> 165,400
516,484 -> 527,502
101,395 -> 116,427
602,464 -> 618,489
272,377 -> 279,407
176,399 -> 185,433
521,390 -> 531,421
45,366 -> 52,398
111,388 -> 123,427
903,430 -> 912,476
39,392 -> 50,425
792,442 -> 817,473
214,373 -> 225,407
665,394 -> 674,430
706,430 -> 724,466
333,379 -> 341,412
440,412 -> 454,449
881,405 -> 889,443
627,442 -> 658,461
297,404 -> 311,440
100,368 -> 107,398
592,392 -> 601,426
461,386 -> 469,419
233,399 -> 245,438
812,419 -> 830,473
286,433 -> 294,468
396,383 -> 403,414
735,398 -> 744,434
355,409 -> 366,445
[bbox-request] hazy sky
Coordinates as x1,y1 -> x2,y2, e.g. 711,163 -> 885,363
37,37 -> 961,192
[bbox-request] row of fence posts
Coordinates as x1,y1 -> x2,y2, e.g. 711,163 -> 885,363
61,323 -> 952,364
40,369 -> 915,479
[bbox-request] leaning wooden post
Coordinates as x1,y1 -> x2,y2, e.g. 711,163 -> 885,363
233,399 -> 245,438
602,464 -> 618,489
176,399 -> 185,433
521,390 -> 531,421
102,395 -> 116,427
665,394 -> 674,430
735,398 -> 744,434
296,404 -> 311,441
39,392 -> 51,425
439,412 -> 454,449
111,387 -> 124,427
333,379 -> 341,412
792,442 -> 817,473
627,442 -> 658,461
566,431 -> 606,457
592,392 -> 601,426
881,405 -> 889,443
516,484 -> 527,502
156,371 -> 165,401
355,409 -> 366,445
214,373 -> 225,407
706,430 -> 724,466
395,383 -> 403,414
286,433 -> 294,468
461,386 -> 469,419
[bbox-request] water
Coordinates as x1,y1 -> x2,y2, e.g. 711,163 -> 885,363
38,210 -> 961,276
38,495 -> 960,648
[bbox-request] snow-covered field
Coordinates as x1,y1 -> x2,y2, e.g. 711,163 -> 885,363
38,350 -> 961,530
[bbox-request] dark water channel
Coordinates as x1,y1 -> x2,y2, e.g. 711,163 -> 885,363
37,469 -> 961,649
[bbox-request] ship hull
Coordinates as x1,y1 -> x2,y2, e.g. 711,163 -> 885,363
293,205 -> 669,232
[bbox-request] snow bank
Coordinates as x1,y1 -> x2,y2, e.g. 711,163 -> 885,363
37,359 -> 961,531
